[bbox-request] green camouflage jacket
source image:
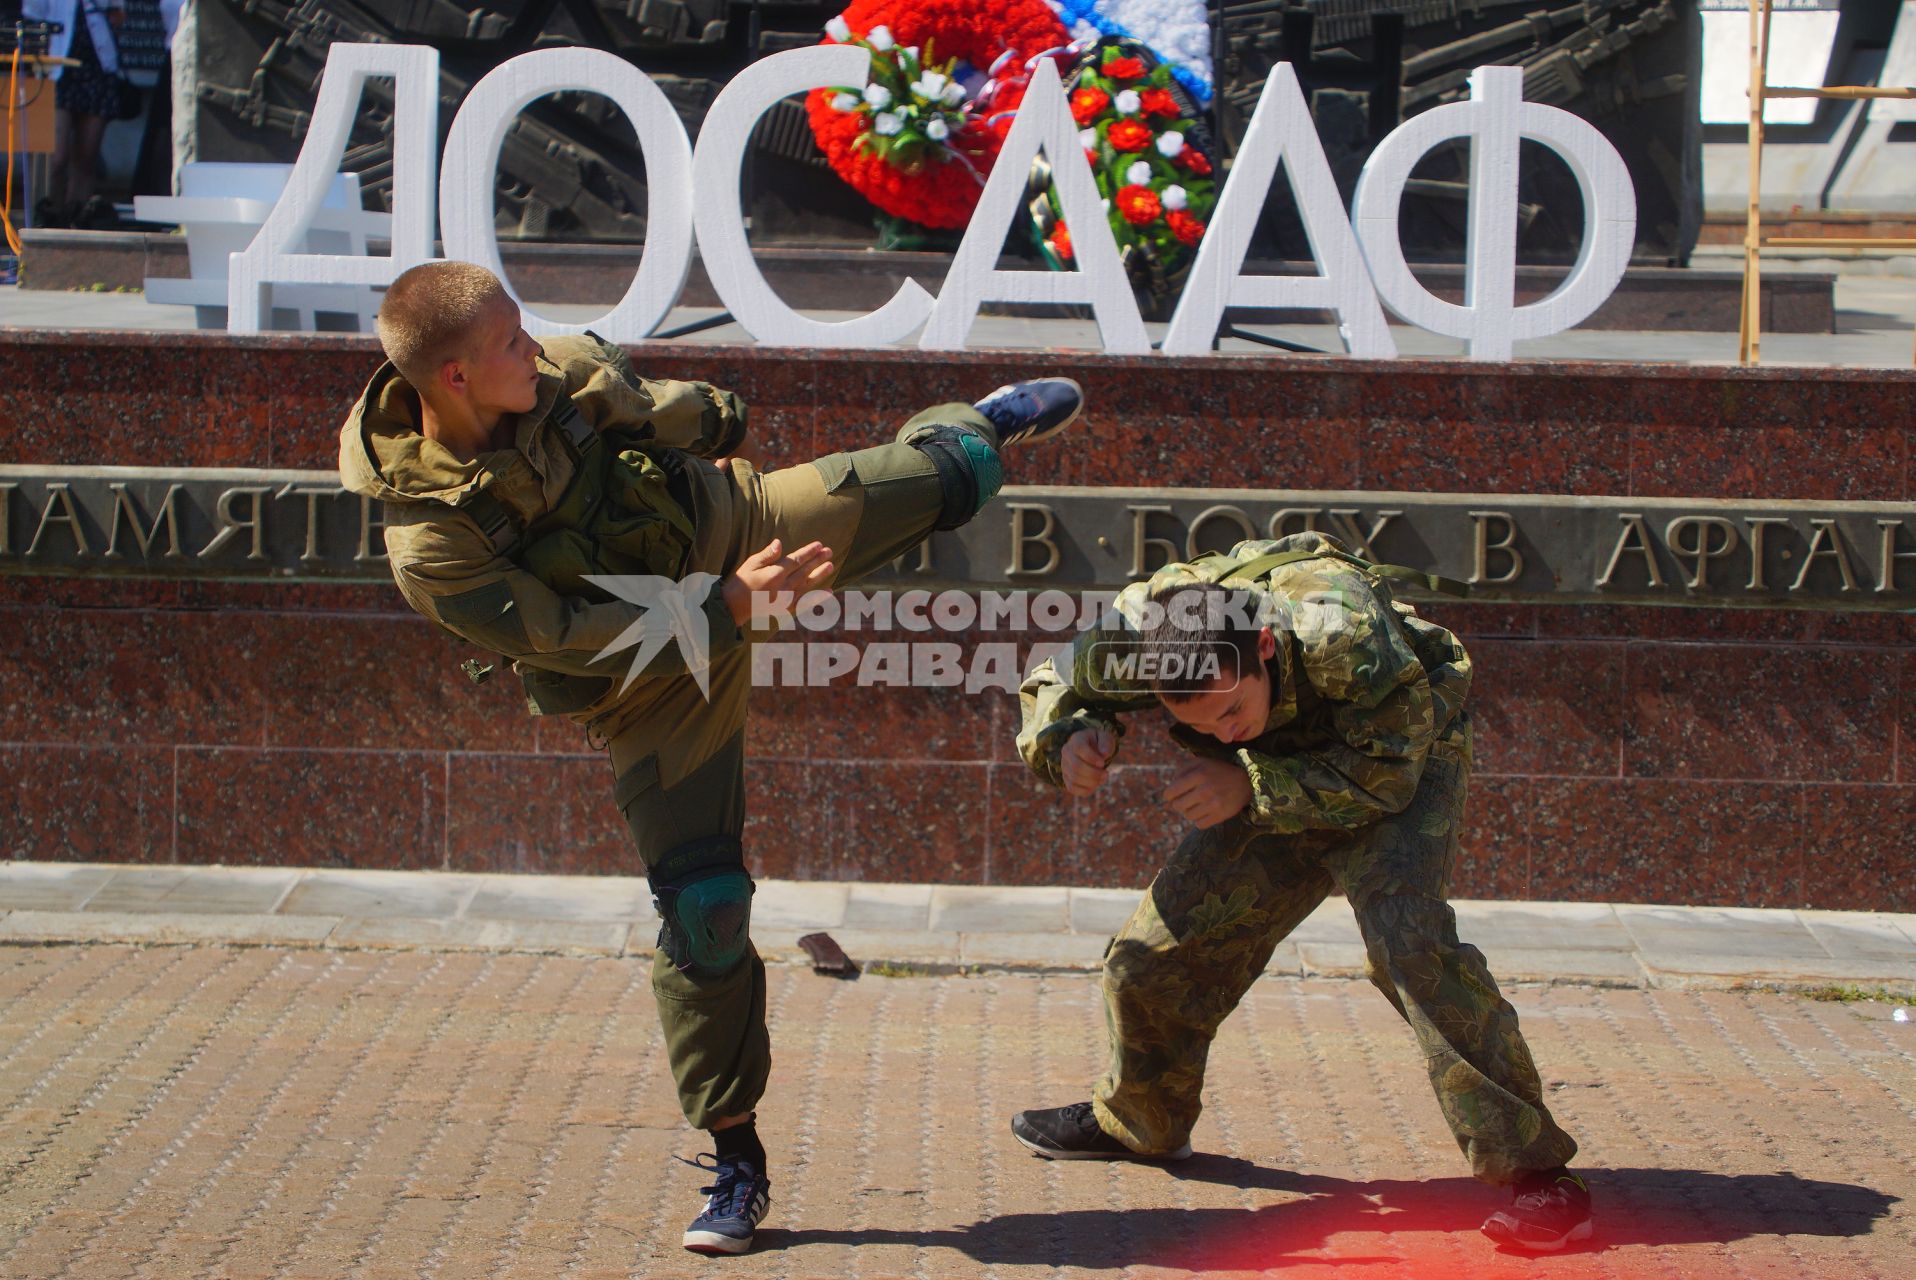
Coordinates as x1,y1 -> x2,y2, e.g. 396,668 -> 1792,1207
338,334 -> 748,721
1016,532 -> 1472,834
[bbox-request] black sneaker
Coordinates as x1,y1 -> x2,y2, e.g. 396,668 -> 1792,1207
971,377 -> 1084,449
680,1152 -> 771,1255
1010,1101 -> 1192,1161
1480,1167 -> 1594,1252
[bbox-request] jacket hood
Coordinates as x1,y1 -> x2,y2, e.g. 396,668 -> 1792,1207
337,355 -> 565,506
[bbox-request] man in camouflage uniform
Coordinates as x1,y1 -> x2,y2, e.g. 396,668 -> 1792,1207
1010,532 -> 1594,1253
339,261 -> 1085,1256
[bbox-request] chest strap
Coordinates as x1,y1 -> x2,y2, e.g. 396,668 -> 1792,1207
441,393 -> 599,558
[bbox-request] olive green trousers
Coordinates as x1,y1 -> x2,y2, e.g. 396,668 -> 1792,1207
607,403 -> 989,1129
1093,717 -> 1580,1185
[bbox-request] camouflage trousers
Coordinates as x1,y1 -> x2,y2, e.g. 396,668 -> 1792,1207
1093,718 -> 1579,1185
606,403 -> 991,1129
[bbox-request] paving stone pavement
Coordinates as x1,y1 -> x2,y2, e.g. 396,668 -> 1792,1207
0,941 -> 1911,1279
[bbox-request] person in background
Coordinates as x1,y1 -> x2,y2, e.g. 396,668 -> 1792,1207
25,0 -> 128,229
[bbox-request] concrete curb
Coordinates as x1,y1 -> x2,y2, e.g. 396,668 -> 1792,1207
2,862 -> 1913,993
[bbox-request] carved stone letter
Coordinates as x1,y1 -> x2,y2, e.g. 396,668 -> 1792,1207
106,482 -> 186,559
199,486 -> 273,562
1006,503 -> 1061,577
1664,515 -> 1739,591
1127,505 -> 1177,577
1595,513 -> 1664,589
1468,511 -> 1524,585
25,483 -> 90,558
1790,519 -> 1860,593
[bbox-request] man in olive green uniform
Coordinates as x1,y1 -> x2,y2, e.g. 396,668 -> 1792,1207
1009,532 -> 1594,1253
339,261 -> 1084,1255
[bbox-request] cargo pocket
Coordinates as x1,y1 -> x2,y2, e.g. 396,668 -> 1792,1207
435,578 -> 531,655
811,453 -> 859,495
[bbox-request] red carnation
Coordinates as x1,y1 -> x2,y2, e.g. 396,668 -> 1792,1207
1140,88 -> 1179,119
804,0 -> 1070,228
1166,208 -> 1206,245
1115,183 -> 1161,225
1103,56 -> 1147,81
1070,87 -> 1111,125
1107,118 -> 1153,152
1049,223 -> 1073,262
1173,145 -> 1213,176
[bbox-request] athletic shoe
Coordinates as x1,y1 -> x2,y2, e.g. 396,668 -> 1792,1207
681,1152 -> 771,1255
1480,1167 -> 1594,1252
1010,1101 -> 1193,1161
970,377 -> 1084,449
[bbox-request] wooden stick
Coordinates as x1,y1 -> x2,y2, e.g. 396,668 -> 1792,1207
1761,237 -> 1916,249
1740,0 -> 1773,365
1765,85 -> 1916,99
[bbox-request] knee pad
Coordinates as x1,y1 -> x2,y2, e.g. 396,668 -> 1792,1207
649,835 -> 755,977
907,425 -> 1002,530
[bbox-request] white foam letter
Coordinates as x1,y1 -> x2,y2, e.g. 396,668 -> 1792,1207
1162,64 -> 1393,357
441,48 -> 694,340
692,45 -> 934,346
228,43 -> 439,333
920,59 -> 1151,354
1352,65 -> 1635,361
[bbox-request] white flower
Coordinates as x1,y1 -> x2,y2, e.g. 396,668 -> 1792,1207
824,14 -> 851,41
942,81 -> 967,106
914,72 -> 947,100
926,118 -> 950,141
1155,130 -> 1185,158
863,83 -> 893,109
831,92 -> 860,112
1079,127 -> 1099,151
873,111 -> 903,136
1126,160 -> 1152,185
1116,89 -> 1141,115
905,45 -> 920,62
869,25 -> 894,51
1162,184 -> 1188,211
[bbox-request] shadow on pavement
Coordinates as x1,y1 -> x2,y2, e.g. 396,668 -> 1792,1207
757,1158 -> 1898,1269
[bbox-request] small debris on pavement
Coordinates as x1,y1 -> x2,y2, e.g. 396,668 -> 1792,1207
798,931 -> 859,978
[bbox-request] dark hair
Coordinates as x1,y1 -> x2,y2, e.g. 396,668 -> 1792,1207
1138,581 -> 1263,703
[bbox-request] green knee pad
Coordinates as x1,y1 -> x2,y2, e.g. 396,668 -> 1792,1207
909,425 -> 1003,529
650,836 -> 755,977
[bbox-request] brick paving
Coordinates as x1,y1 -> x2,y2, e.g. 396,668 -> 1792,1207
0,943 -> 1911,1279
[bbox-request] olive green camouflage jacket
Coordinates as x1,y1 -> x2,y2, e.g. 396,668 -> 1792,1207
337,334 -> 747,716
1016,532 -> 1472,834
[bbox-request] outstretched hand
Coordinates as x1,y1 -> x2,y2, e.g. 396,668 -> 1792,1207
722,537 -> 834,626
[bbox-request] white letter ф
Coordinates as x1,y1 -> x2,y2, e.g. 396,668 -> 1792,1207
1351,65 -> 1636,362
692,45 -> 934,347
228,42 -> 440,333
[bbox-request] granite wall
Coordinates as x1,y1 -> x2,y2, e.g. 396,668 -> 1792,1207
1,331 -> 1912,910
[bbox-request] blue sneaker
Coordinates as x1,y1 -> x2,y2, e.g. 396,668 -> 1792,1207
681,1152 -> 772,1255
969,378 -> 1084,449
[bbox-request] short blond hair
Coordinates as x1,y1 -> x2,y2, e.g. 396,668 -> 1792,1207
376,261 -> 512,390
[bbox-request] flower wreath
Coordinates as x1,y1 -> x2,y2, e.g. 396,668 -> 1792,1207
806,0 -> 1071,230
1029,38 -> 1219,306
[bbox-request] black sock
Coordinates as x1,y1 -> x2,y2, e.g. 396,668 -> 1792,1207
713,1118 -> 766,1171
